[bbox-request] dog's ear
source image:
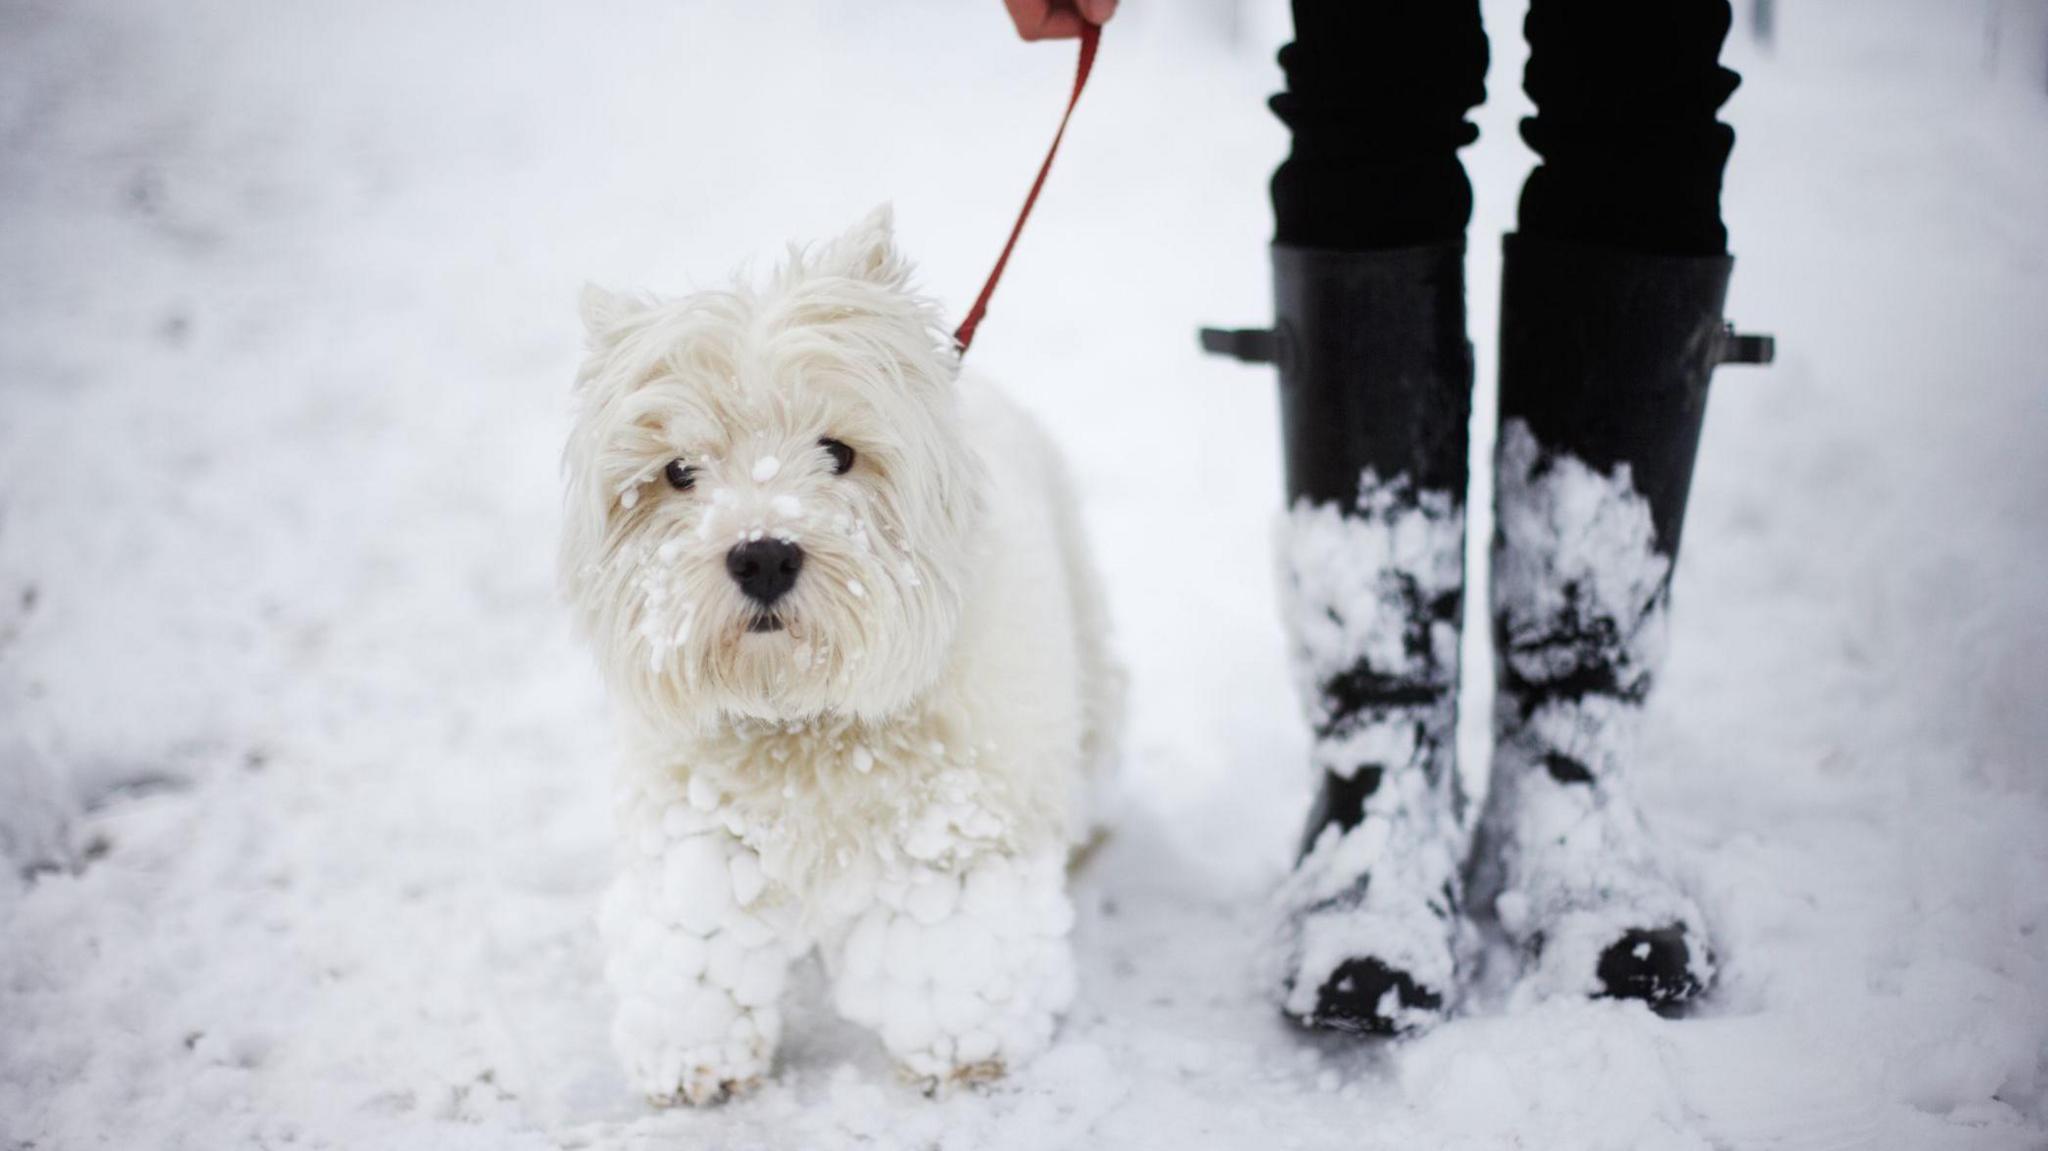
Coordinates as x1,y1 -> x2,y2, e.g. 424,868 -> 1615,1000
823,203 -> 908,287
579,283 -> 639,349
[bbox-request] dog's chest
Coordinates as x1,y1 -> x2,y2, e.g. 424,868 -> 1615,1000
663,711 -> 1044,908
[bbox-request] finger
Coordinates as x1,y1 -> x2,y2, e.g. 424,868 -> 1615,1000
1075,0 -> 1117,24
1022,10 -> 1087,40
1004,0 -> 1086,41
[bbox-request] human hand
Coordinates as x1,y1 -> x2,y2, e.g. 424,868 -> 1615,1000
1002,0 -> 1116,42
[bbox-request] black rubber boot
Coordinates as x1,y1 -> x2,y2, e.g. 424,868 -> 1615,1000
1469,234 -> 1770,1008
1210,243 -> 1476,1034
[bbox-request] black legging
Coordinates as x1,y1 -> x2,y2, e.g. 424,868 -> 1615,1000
1269,0 -> 1738,257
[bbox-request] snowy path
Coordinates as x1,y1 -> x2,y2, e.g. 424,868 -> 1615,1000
3,2 -> 2046,1148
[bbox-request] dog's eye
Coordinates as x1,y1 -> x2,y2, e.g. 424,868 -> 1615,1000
663,458 -> 696,491
820,438 -> 856,476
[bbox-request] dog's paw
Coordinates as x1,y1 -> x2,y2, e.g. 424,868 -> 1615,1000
646,1071 -> 761,1109
898,1056 -> 1009,1098
831,851 -> 1078,1082
613,1000 -> 781,1107
935,1058 -> 1011,1096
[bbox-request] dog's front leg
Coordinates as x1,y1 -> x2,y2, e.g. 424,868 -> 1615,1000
828,847 -> 1078,1090
601,783 -> 799,1106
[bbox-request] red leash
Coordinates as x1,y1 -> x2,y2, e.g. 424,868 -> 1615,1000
952,22 -> 1101,355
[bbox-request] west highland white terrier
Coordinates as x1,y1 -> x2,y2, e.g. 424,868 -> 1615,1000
560,206 -> 1121,1104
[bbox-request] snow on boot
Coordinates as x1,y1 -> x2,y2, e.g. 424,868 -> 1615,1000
1470,234 -> 1771,1007
1211,243 -> 1475,1034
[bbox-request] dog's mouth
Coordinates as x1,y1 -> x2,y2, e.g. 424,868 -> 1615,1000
746,613 -> 785,634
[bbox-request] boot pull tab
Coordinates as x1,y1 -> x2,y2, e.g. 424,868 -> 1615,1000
1718,322 -> 1775,366
1198,326 -> 1276,364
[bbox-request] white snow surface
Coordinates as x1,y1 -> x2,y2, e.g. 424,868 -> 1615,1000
4,1 -> 2048,1149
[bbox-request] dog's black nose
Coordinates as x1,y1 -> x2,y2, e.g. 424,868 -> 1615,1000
725,539 -> 804,606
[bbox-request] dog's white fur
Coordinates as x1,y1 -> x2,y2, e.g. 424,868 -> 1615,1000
562,206 -> 1120,1103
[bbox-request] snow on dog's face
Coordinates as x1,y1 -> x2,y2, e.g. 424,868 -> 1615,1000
561,207 -> 981,727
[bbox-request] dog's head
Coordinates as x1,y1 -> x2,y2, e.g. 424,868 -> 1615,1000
561,206 -> 982,728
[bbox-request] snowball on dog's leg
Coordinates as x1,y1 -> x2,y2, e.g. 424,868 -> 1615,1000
601,786 -> 799,1106
831,850 -> 1077,1089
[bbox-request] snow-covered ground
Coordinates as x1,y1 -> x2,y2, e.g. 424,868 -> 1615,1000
4,0 -> 2047,1147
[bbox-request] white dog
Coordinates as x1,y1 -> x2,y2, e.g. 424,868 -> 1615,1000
560,206 -> 1121,1104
